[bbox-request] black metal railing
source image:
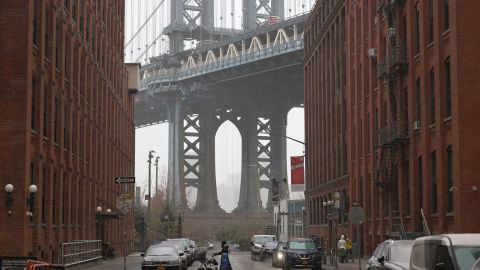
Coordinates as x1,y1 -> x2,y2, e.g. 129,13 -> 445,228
377,121 -> 408,146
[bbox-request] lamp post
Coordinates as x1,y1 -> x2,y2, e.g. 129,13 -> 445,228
324,200 -> 338,268
147,150 -> 155,225
5,184 -> 14,215
155,157 -> 160,195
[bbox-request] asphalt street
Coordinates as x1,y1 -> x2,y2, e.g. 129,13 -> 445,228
84,251 -> 364,270
85,251 -> 277,270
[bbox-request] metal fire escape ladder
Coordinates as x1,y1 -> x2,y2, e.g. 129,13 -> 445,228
375,1 -> 409,233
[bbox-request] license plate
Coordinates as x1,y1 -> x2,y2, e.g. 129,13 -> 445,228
302,260 -> 309,265
157,267 -> 166,270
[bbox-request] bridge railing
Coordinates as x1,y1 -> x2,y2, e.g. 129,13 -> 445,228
141,36 -> 304,89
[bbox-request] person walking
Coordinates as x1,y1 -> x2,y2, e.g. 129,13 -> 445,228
346,236 -> 353,263
337,235 -> 347,263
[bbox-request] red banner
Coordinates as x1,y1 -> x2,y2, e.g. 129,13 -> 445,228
291,156 -> 305,192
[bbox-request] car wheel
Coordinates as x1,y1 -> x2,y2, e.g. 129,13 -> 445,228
251,252 -> 255,260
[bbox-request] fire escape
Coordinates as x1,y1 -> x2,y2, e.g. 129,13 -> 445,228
375,0 -> 409,239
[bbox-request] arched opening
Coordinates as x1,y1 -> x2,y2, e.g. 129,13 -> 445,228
215,120 -> 242,212
287,107 -> 305,199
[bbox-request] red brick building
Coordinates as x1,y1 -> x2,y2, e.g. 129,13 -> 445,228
0,0 -> 136,262
305,0 -> 480,255
304,0 -> 350,250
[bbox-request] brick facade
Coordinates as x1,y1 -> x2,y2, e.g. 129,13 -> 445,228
0,0 -> 135,262
305,0 -> 480,255
304,0 -> 350,251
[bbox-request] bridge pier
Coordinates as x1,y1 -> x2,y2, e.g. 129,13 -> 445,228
268,109 -> 289,205
167,98 -> 186,209
195,109 -> 222,212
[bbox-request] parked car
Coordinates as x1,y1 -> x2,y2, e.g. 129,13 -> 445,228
410,234 -> 480,270
260,240 -> 278,260
272,241 -> 287,268
472,258 -> 480,270
158,241 -> 188,268
366,239 -> 413,270
190,240 -> 208,261
283,238 -> 322,270
165,239 -> 194,266
141,245 -> 186,270
251,234 -> 276,261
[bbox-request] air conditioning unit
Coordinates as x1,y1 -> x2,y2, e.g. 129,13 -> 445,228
388,27 -> 397,38
368,48 -> 377,58
413,121 -> 421,131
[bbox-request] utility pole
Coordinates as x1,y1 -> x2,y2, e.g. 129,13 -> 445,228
155,157 -> 160,195
147,150 -> 155,225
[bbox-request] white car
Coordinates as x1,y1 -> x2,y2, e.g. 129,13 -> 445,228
250,235 -> 276,261
141,245 -> 186,270
410,234 -> 480,270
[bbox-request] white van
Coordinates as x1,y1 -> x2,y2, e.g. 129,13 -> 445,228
409,234 -> 480,270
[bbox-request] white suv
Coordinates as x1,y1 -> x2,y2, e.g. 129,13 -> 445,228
409,234 -> 480,270
250,235 -> 276,261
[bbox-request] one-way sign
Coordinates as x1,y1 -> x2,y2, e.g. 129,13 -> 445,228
115,176 -> 135,184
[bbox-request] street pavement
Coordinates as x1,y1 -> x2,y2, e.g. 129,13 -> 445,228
83,252 -> 365,270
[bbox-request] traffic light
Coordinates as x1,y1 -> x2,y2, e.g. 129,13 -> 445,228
271,178 -> 279,202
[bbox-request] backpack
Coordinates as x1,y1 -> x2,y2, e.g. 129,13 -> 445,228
219,253 -> 231,270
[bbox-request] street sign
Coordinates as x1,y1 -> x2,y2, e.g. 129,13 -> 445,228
115,176 -> 135,184
348,206 -> 366,225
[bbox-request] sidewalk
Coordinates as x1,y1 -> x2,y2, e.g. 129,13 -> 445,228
322,260 -> 366,270
83,253 -> 143,270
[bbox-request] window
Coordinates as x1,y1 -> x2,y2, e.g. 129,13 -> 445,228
416,78 -> 421,121
62,174 -> 67,224
447,146 -> 453,213
41,167 -> 47,224
64,104 -> 69,150
72,0 -> 76,22
65,36 -> 70,78
428,0 -> 434,43
403,161 -> 410,215
44,8 -> 49,58
430,69 -> 435,124
33,0 -> 39,46
52,172 -> 57,224
418,157 -> 423,210
445,58 -> 451,117
443,0 -> 450,31
56,23 -> 61,69
31,78 -> 37,131
431,151 -> 437,213
366,113 -> 370,154
54,97 -> 59,143
415,2 -> 420,54
43,85 -> 49,137
64,0 -> 69,12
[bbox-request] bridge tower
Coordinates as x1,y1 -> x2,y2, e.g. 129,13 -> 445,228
137,3 -> 309,213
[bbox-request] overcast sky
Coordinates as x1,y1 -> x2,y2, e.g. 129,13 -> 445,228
127,0 -> 310,210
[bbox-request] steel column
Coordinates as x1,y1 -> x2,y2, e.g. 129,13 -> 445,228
238,112 -> 261,211
196,109 -> 221,211
167,98 -> 186,209
270,110 -> 289,199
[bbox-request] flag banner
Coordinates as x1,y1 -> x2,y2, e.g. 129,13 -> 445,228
291,156 -> 305,192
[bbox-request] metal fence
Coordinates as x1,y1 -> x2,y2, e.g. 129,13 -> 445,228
58,240 -> 102,267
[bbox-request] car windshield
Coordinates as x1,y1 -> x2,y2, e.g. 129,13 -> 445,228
254,236 -> 276,244
264,241 -> 278,248
454,246 -> 480,270
289,241 -> 316,250
146,246 -> 178,256
390,242 -> 413,264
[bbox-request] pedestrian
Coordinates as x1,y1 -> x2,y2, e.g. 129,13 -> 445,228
215,241 -> 232,270
346,236 -> 353,263
337,235 -> 347,263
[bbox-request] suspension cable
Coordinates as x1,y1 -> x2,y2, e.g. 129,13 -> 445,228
125,0 -> 166,48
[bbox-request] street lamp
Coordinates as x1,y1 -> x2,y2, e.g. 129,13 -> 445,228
106,208 -> 112,213
96,206 -> 102,213
26,184 -> 38,218
147,150 -> 155,225
324,200 -> 338,268
5,184 -> 14,214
